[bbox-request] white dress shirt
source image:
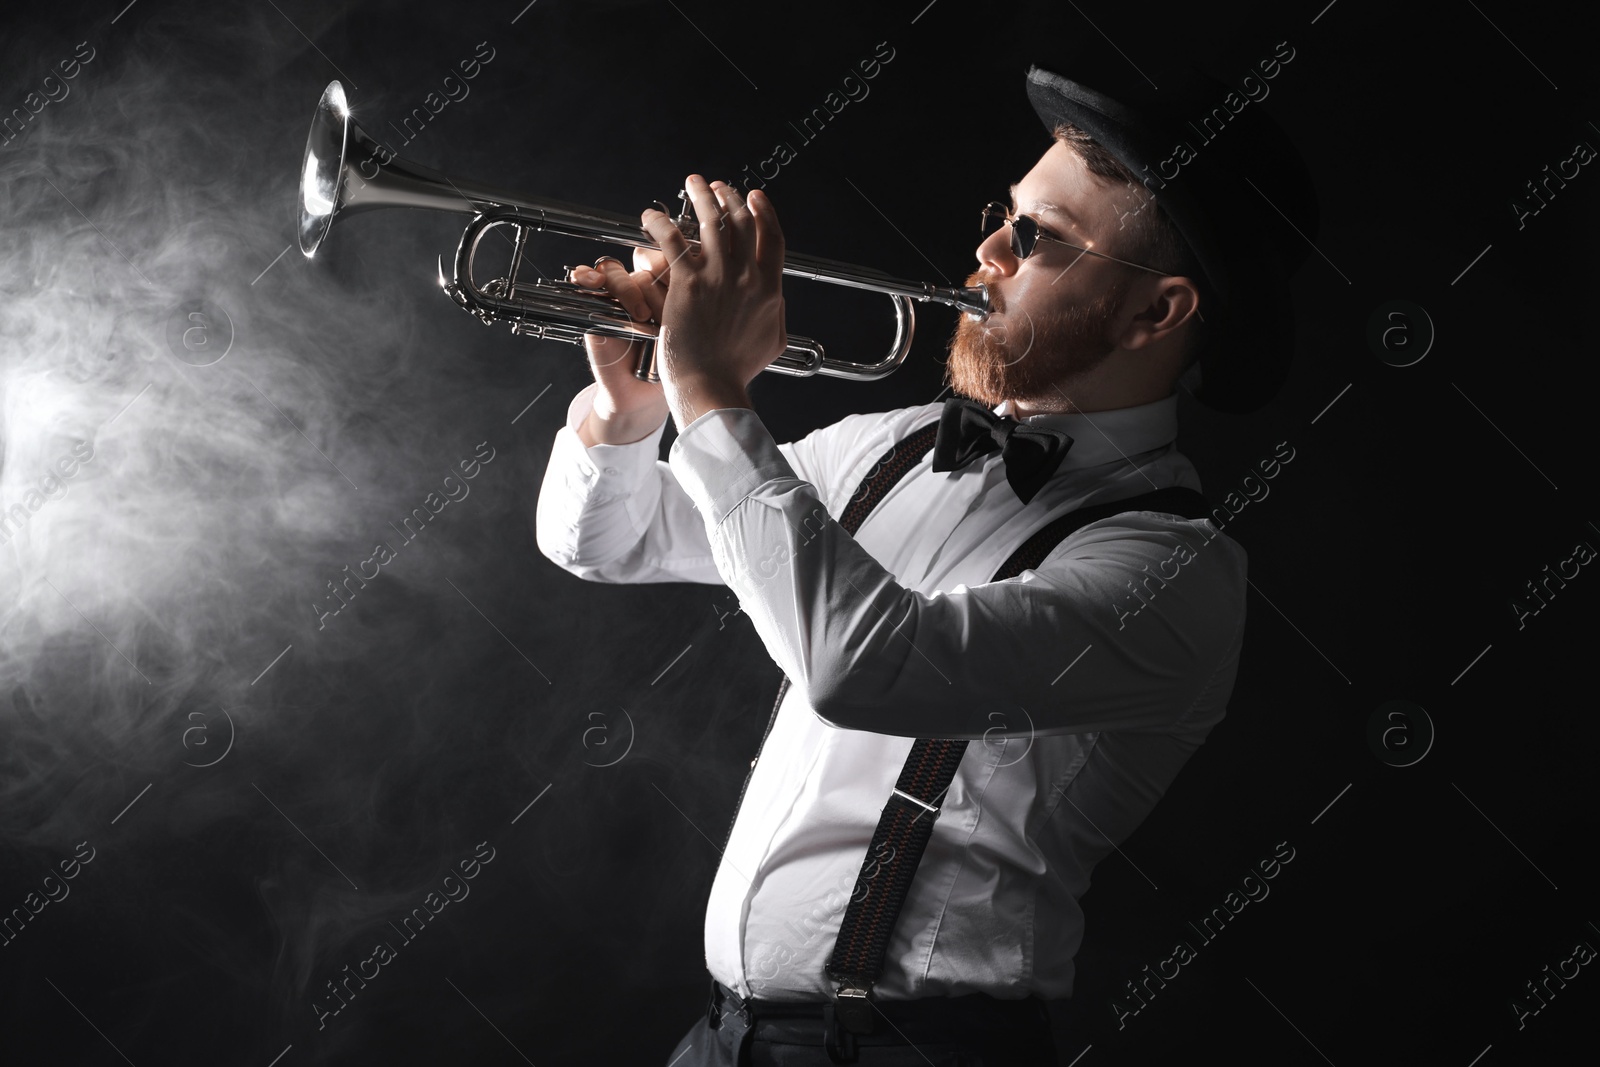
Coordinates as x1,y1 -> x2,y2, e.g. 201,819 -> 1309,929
536,381 -> 1247,1002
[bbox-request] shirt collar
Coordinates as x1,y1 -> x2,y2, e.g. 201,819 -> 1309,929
991,392 -> 1178,469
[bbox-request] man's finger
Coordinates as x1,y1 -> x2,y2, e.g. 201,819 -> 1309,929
594,257 -> 653,325
634,245 -> 671,285
631,266 -> 667,321
634,247 -> 670,316
750,188 -> 786,290
683,173 -> 730,265
712,181 -> 755,249
642,206 -> 695,274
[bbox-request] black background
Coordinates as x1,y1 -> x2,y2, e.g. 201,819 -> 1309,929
0,0 -> 1595,1064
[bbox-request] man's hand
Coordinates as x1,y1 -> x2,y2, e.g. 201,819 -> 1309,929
641,175 -> 788,430
569,249 -> 671,446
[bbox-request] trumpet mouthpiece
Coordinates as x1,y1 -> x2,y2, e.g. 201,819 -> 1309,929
951,284 -> 989,320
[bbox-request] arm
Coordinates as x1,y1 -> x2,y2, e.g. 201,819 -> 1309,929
536,380 -> 874,584
667,405 -> 1248,739
533,243 -> 725,584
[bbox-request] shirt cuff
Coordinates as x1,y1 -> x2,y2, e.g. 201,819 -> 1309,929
557,382 -> 670,499
668,405 -> 797,523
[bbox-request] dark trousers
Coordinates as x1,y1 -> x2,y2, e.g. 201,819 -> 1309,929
664,978 -> 1059,1066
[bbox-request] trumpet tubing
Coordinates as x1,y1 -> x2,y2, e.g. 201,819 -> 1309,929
298,80 -> 988,382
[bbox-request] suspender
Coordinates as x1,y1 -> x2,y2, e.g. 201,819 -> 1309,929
715,416 -> 1210,1032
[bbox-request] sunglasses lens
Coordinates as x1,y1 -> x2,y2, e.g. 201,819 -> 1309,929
980,204 -> 1006,239
980,204 -> 1037,258
1010,215 -> 1037,259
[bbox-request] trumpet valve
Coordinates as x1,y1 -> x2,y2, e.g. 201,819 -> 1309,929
672,189 -> 700,241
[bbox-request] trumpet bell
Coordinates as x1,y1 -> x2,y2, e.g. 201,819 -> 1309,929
300,80 -> 485,257
298,80 -> 349,257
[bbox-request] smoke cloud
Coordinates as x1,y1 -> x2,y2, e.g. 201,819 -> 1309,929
0,2 -> 805,1060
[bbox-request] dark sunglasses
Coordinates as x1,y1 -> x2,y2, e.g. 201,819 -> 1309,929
979,201 -> 1168,275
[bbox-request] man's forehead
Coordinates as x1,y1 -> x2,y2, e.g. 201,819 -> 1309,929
1011,143 -> 1154,233
1008,180 -> 1084,232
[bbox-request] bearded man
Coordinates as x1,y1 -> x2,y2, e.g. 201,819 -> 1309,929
536,57 -> 1316,1067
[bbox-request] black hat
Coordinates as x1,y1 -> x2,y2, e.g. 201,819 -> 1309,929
1024,59 -> 1319,414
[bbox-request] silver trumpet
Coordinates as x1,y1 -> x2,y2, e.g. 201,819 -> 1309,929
297,80 -> 988,382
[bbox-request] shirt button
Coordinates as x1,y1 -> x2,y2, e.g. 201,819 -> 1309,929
750,758 -> 758,769
603,466 -> 619,475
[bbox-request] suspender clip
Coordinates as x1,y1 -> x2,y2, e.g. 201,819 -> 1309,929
832,979 -> 875,1035
891,787 -> 939,814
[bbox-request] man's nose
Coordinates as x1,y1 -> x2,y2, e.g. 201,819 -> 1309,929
976,223 -> 1018,277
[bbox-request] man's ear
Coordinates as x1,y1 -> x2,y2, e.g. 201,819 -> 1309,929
1119,276 -> 1201,351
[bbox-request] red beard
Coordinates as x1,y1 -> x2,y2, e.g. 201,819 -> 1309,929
944,271 -> 1128,410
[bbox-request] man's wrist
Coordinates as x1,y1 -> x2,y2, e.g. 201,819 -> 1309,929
579,402 -> 669,447
666,373 -> 753,433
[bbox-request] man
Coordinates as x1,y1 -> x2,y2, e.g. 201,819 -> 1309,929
536,60 -> 1315,1066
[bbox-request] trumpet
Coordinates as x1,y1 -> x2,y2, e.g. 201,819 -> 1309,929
297,80 -> 988,382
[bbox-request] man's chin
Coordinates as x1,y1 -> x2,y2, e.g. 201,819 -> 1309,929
944,323 -> 1014,408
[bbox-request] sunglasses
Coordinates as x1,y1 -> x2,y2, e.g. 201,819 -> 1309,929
979,201 -> 1168,275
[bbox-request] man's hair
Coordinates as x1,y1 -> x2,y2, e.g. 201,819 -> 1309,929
1052,123 -> 1206,369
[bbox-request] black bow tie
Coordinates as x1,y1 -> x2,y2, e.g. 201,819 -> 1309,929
930,397 -> 1074,505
